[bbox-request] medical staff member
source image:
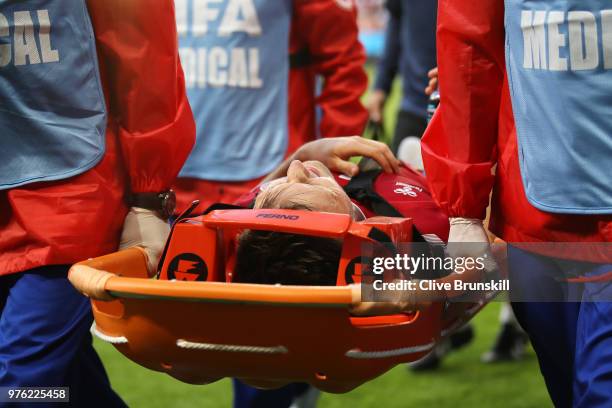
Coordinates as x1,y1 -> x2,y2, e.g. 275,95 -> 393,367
422,1 -> 612,406
173,0 -> 369,212
0,0 -> 194,404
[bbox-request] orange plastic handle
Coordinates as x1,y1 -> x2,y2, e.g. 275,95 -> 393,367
104,279 -> 358,306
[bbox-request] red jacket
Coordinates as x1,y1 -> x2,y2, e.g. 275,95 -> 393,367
421,0 -> 611,260
287,0 -> 369,154
0,0 -> 195,276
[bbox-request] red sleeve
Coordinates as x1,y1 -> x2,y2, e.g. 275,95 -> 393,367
233,186 -> 262,208
421,0 -> 506,219
87,0 -> 195,194
293,0 -> 369,137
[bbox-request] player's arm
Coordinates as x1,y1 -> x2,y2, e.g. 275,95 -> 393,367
421,0 -> 505,219
293,0 -> 369,137
263,136 -> 399,182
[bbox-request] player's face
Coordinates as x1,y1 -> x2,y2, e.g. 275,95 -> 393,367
255,160 -> 353,215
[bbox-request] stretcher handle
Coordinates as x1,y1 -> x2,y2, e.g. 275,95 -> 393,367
69,247 -> 150,301
69,264 -> 115,301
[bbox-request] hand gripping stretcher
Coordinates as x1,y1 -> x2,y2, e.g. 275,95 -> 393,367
68,209 -> 493,393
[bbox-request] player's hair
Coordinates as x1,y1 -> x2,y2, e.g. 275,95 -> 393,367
233,230 -> 342,286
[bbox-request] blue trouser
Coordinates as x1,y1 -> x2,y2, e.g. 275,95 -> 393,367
232,379 -> 310,408
0,266 -> 126,407
508,246 -> 612,408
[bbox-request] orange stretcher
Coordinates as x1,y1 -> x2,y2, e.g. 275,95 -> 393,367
69,209 -> 491,393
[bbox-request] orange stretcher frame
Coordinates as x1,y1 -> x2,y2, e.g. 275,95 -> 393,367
71,209 -> 490,393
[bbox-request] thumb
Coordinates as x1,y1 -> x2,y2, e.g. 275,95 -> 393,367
332,158 -> 359,177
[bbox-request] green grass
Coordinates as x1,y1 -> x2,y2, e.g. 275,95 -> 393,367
95,66 -> 551,407
95,303 -> 551,407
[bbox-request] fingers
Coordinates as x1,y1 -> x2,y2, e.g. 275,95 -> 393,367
331,157 -> 359,177
352,137 -> 400,174
349,295 -> 434,316
425,77 -> 438,95
424,79 -> 438,96
425,67 -> 439,95
311,136 -> 400,175
349,301 -> 405,316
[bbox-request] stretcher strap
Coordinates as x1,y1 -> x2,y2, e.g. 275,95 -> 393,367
176,340 -> 288,354
90,323 -> 128,344
344,169 -> 405,218
345,342 -> 435,359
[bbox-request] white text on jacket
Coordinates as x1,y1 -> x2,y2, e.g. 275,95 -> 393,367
0,10 -> 59,67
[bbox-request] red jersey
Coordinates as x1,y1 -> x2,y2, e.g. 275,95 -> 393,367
0,0 -> 195,276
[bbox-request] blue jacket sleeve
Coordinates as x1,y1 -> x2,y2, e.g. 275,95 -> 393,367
373,0 -> 401,94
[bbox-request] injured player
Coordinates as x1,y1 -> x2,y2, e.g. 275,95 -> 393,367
233,136 -> 404,286
229,136 -> 497,406
230,136 -> 491,293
